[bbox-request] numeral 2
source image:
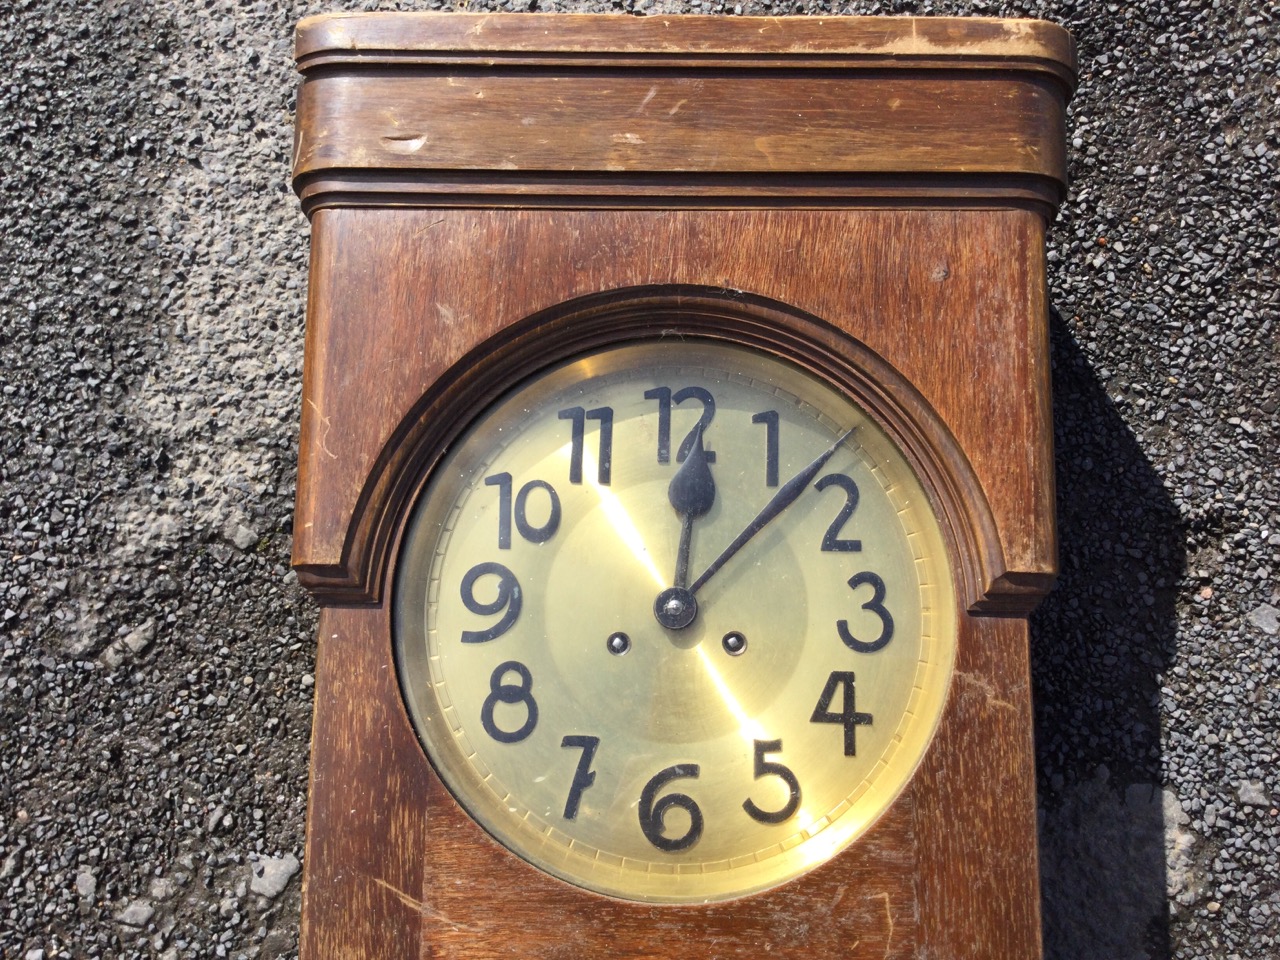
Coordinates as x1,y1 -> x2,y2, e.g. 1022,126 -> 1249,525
644,387 -> 716,463
814,473 -> 862,552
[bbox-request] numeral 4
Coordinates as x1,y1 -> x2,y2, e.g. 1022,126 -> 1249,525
810,671 -> 873,756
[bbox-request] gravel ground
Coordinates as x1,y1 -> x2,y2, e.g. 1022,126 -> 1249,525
1,0 -> 1275,958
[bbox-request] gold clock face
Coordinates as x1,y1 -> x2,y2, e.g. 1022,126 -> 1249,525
394,339 -> 956,903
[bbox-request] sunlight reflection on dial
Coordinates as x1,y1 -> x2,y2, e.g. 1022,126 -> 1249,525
693,644 -> 770,744
574,445 -> 667,591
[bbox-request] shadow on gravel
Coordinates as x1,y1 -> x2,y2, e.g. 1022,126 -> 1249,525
1031,311 -> 1186,960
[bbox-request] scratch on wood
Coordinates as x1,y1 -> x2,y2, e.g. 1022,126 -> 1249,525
956,670 -> 1015,711
373,877 -> 476,932
382,133 -> 429,153
305,399 -> 338,459
876,891 -> 894,956
416,219 -> 446,238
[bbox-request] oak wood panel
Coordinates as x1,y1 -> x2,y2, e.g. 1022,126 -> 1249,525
293,71 -> 1068,184
291,17 -> 1068,957
914,616 -> 1042,958
301,606 -> 433,958
291,207 -> 1055,610
299,595 -> 1039,957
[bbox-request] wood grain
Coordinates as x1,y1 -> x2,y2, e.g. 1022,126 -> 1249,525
914,616 -> 1043,958
293,72 -> 1067,178
295,12 -> 1075,81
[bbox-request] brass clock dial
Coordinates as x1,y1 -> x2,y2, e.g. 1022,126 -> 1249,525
394,339 -> 957,903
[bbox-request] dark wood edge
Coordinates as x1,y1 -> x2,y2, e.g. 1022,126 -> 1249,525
296,13 -> 1076,90
292,172 -> 1065,220
295,53 -> 1076,94
295,285 -> 1047,616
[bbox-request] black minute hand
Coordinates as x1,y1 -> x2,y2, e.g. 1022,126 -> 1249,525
689,427 -> 854,595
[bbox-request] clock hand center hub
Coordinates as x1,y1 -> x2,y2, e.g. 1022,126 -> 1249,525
654,586 -> 698,630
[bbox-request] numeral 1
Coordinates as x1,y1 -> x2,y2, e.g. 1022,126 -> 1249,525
559,406 -> 613,485
484,473 -> 562,548
751,410 -> 779,487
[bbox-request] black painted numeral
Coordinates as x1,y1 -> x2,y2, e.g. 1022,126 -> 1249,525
480,660 -> 538,743
644,387 -> 716,463
814,473 -> 862,552
638,764 -> 703,852
838,571 -> 894,652
810,671 -> 873,757
558,406 -> 613,485
459,562 -> 522,644
751,410 -> 780,487
485,473 -> 561,548
484,473 -> 514,549
742,739 -> 801,824
560,735 -> 600,820
643,387 -> 673,463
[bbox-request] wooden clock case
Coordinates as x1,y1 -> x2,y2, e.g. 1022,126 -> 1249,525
289,14 -> 1076,959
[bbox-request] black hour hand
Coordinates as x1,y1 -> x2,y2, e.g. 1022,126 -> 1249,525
655,424 -> 715,631
668,424 -> 716,519
668,423 -> 715,589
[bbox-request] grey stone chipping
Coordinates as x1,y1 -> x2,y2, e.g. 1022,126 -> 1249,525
0,0 -> 1275,958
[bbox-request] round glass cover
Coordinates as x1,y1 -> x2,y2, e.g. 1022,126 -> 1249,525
395,339 -> 956,903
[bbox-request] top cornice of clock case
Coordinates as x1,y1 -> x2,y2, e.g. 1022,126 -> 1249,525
291,13 -> 1076,214
295,13 -> 1076,91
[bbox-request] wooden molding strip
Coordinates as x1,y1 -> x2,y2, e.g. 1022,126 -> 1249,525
293,172 -> 1065,217
296,13 -> 1075,85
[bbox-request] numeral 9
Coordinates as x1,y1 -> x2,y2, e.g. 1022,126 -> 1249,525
459,561 -> 522,644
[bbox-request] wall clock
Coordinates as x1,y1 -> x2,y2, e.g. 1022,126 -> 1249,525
289,13 -> 1074,959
